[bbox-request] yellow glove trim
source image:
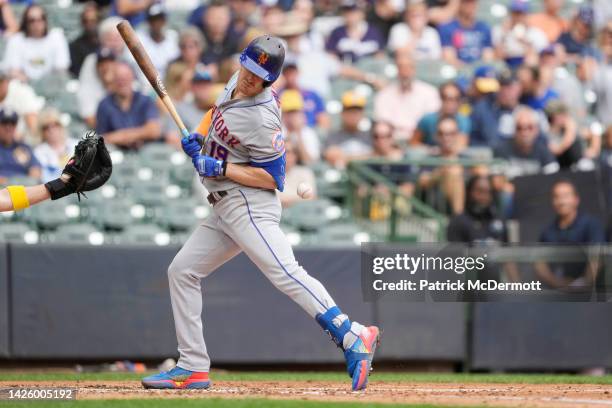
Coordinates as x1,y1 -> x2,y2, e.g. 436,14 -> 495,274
7,185 -> 30,211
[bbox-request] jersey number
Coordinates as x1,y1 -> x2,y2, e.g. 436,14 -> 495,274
209,141 -> 229,161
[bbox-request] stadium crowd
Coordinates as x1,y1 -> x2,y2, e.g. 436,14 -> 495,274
0,0 -> 611,245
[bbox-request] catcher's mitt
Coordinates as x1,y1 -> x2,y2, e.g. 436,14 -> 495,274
45,131 -> 113,200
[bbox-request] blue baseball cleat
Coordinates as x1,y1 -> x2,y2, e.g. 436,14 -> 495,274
141,366 -> 211,390
345,326 -> 381,391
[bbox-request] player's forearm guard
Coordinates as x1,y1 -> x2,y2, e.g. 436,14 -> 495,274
7,185 -> 30,211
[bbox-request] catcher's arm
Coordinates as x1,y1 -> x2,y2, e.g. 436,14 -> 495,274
0,184 -> 51,212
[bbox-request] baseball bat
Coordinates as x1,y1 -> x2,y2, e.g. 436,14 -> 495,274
116,20 -> 191,139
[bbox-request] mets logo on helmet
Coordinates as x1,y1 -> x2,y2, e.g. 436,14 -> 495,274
258,52 -> 269,65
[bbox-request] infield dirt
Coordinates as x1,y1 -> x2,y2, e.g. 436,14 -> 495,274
2,380 -> 612,407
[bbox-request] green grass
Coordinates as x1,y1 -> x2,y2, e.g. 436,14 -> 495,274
1,371 -> 612,385
0,399 -> 464,408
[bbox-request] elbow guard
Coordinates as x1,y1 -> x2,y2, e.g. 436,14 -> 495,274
250,153 -> 286,191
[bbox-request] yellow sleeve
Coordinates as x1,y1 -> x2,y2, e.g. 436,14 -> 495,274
195,108 -> 213,136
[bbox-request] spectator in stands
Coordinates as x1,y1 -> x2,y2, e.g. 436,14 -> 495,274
387,0 -> 442,59
96,61 -> 161,150
493,105 -> 559,175
2,4 -> 70,81
110,0 -> 154,27
0,108 -> 41,182
413,81 -> 470,147
468,65 -> 500,104
324,91 -> 372,168
279,140 -> 318,208
278,13 -> 382,99
137,4 -> 179,78
77,47 -> 117,128
228,0 -> 259,38
427,0 -> 460,27
200,1 -> 241,66
418,116 -> 465,214
447,175 -> 508,243
528,0 -> 568,43
69,2 -> 100,77
374,49 -> 440,141
557,6 -> 597,62
0,67 -> 43,141
280,90 -> 320,164
518,64 -> 559,112
325,0 -> 385,63
544,100 -> 583,169
280,59 -> 329,130
163,67 -> 214,147
438,0 -> 494,66
371,120 -> 402,160
164,61 -> 193,105
168,27 -> 210,75
583,22 -> 612,127
366,0 -> 400,43
470,69 -> 524,146
537,179 -> 604,288
0,0 -> 19,36
292,0 -> 325,53
33,108 -> 77,183
493,0 -> 549,69
540,46 -> 589,121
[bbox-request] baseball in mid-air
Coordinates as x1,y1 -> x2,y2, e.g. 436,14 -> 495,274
297,182 -> 314,199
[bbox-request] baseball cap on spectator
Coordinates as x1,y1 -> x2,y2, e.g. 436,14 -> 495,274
497,68 -> 518,86
192,68 -> 212,82
0,108 -> 18,124
509,0 -> 529,13
474,65 -> 499,93
281,90 -> 304,113
283,57 -> 298,72
147,3 -> 167,19
340,0 -> 363,11
342,90 -> 366,110
96,47 -> 116,63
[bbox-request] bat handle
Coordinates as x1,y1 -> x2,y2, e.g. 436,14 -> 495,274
180,128 -> 190,139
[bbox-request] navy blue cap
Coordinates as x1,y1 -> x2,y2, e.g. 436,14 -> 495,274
577,5 -> 594,25
0,108 -> 18,123
509,0 -> 529,13
147,3 -> 167,19
192,68 -> 212,82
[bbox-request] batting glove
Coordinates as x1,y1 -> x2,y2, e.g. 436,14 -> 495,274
193,154 -> 224,177
181,133 -> 204,158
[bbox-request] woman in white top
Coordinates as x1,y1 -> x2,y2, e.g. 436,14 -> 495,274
388,0 -> 442,59
33,108 -> 77,183
2,5 -> 70,81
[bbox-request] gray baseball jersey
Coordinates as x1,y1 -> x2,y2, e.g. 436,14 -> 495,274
199,71 -> 284,192
167,72 -> 364,372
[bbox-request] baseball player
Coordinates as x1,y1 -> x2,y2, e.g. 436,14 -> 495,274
0,132 -> 111,213
142,36 -> 380,392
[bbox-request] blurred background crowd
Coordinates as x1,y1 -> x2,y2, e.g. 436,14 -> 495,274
0,0 -> 611,251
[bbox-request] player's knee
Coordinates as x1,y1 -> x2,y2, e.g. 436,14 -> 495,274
167,259 -> 189,282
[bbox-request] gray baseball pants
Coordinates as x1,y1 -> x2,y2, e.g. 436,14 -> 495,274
168,187 -> 338,372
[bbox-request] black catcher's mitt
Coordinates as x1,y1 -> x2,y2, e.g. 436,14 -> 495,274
45,131 -> 113,200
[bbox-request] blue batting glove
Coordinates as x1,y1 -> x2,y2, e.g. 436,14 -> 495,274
181,133 -> 204,158
193,154 -> 224,177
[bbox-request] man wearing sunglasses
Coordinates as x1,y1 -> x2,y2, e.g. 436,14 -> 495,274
0,108 -> 41,183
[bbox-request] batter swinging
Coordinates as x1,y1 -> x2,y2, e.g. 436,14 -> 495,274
142,36 -> 380,392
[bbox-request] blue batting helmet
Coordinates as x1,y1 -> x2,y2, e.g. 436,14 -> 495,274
239,36 -> 285,84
